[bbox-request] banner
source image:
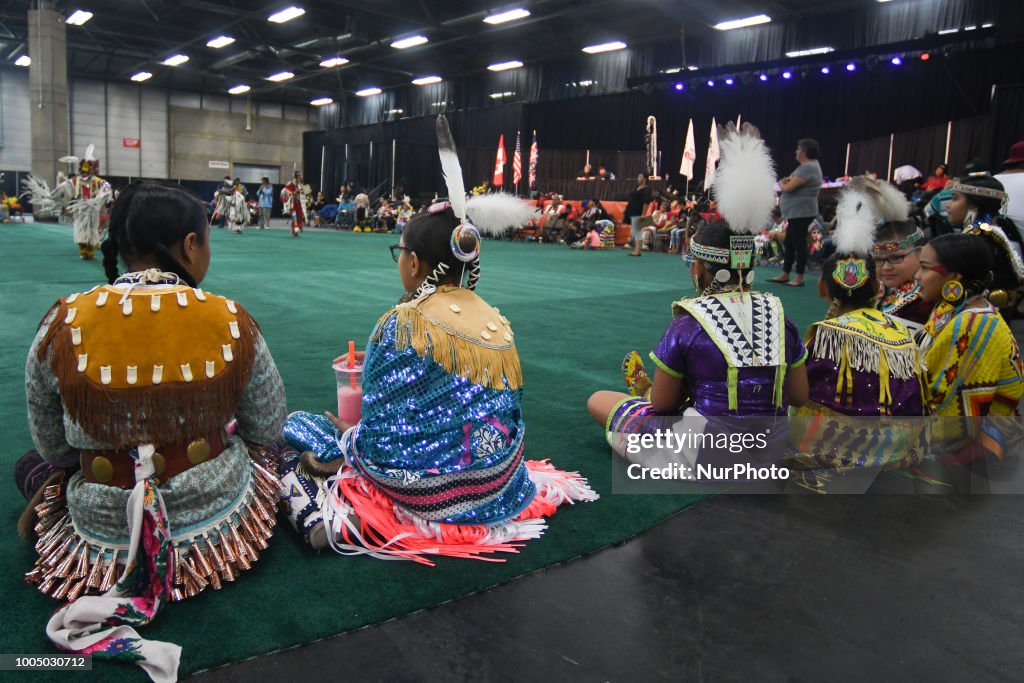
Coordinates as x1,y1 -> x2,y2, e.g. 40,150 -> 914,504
679,119 -> 696,179
493,134 -> 506,187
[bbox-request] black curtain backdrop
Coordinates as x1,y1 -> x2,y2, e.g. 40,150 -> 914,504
949,116 -> 994,175
848,136 -> 892,178
305,43 -> 1023,199
990,84 -> 1024,171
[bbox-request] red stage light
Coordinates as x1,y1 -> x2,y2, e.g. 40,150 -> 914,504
920,52 -> 931,61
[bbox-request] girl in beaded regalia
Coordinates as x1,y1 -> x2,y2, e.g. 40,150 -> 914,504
587,124 -> 809,470
16,182 -> 286,678
788,179 -> 928,484
279,116 -> 597,562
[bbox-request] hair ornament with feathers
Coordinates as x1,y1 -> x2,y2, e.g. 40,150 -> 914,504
711,122 -> 777,235
690,123 -> 774,291
832,175 -> 911,292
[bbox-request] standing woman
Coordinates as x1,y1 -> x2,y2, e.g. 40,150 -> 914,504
625,173 -> 653,256
17,182 -> 286,677
771,138 -> 823,287
916,233 -> 1024,463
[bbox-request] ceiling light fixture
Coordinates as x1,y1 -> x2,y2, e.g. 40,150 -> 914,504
390,35 -> 428,49
162,54 -> 189,66
785,47 -> 834,58
15,55 -> 30,67
266,71 -> 294,81
207,35 -> 235,48
130,71 -> 152,82
319,56 -> 349,68
310,97 -> 333,106
487,60 -> 523,71
356,87 -> 382,96
483,8 -> 530,25
714,14 -> 771,31
489,91 -> 515,99
268,6 -> 305,23
412,75 -> 442,85
582,41 -> 627,54
228,84 -> 251,94
66,10 -> 93,26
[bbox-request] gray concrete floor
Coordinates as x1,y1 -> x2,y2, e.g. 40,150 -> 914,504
192,493 -> 1023,682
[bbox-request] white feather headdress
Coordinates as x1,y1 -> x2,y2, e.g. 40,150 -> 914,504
435,115 -> 536,235
834,175 -> 911,256
711,123 -> 777,235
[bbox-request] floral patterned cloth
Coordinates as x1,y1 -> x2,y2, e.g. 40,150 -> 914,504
46,446 -> 180,682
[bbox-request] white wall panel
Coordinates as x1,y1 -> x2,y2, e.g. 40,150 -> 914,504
140,89 -> 168,178
0,69 -> 32,171
202,95 -> 229,112
70,79 -> 107,173
170,91 -> 200,109
258,102 -> 282,119
105,84 -> 141,176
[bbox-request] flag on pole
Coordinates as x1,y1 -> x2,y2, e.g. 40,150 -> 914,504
512,131 -> 522,186
493,134 -> 506,187
703,117 -> 720,191
528,130 -> 539,189
679,118 -> 696,179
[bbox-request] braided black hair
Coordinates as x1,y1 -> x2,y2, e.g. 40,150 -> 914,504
100,182 -> 209,287
401,204 -> 480,296
930,233 -> 994,298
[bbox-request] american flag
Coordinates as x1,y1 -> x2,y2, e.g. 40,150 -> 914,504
528,130 -> 539,189
512,131 -> 522,187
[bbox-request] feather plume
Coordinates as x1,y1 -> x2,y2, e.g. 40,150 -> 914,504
466,193 -> 539,235
845,175 -> 910,224
58,156 -> 80,165
20,175 -> 60,215
711,123 -> 777,234
834,187 -> 877,256
84,144 -> 96,161
436,116 -> 467,222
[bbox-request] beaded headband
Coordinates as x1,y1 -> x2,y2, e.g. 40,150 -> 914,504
690,235 -> 755,269
872,226 -> 925,257
953,183 -> 1007,204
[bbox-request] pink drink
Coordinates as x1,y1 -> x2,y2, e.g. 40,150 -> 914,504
333,361 -> 363,425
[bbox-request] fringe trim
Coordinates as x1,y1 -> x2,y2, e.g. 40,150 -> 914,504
372,306 -> 523,391
812,326 -> 918,380
37,299 -> 260,446
24,451 -> 281,603
320,459 -> 597,566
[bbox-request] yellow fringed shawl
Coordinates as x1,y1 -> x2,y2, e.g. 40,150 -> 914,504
372,287 -> 522,391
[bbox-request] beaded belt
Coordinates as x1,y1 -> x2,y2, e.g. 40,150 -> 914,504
81,430 -> 227,489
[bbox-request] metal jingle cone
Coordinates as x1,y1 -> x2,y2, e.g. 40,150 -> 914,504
38,574 -> 58,596
52,577 -> 73,600
242,512 -> 269,550
182,573 -> 199,599
171,546 -> 186,587
86,552 -> 106,589
204,537 -> 226,572
43,483 -> 63,502
72,543 -> 91,579
43,534 -> 73,567
207,563 -> 222,590
54,539 -> 84,578
229,525 -> 252,570
170,586 -> 185,602
220,561 -> 237,583
192,544 -> 215,578
99,551 -> 120,593
184,554 -> 209,591
218,527 -> 237,565
36,516 -> 68,550
25,565 -> 43,585
66,578 -> 88,601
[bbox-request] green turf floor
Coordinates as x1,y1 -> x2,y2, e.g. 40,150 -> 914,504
0,222 -> 823,679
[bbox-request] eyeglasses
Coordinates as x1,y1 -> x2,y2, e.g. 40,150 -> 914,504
389,244 -> 411,262
873,248 -> 920,267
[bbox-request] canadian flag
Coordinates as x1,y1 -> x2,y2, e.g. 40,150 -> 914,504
679,119 -> 696,179
493,134 -> 506,187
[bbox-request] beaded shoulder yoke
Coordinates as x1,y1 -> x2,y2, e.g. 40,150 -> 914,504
372,287 -> 522,391
36,285 -> 260,446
